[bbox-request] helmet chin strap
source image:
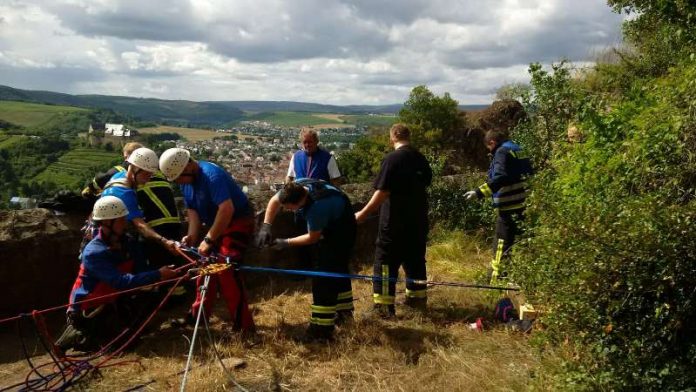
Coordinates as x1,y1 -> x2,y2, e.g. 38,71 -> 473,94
99,220 -> 122,247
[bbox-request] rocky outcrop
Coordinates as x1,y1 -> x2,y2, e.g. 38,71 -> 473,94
0,184 -> 378,317
0,209 -> 84,317
444,99 -> 527,172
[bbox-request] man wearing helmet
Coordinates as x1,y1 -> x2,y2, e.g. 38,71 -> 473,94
101,147 -> 179,256
159,148 -> 255,332
56,196 -> 178,353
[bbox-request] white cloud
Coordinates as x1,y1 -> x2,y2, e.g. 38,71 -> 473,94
0,0 -> 624,105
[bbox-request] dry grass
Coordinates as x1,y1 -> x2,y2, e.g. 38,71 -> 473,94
0,232 -> 559,391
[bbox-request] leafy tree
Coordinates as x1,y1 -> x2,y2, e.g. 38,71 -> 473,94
398,85 -> 461,150
608,0 -> 696,77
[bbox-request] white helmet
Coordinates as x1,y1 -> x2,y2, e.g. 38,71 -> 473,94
92,196 -> 128,221
127,147 -> 160,173
159,148 -> 191,181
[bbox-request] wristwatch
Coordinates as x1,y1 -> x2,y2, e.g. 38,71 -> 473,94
203,235 -> 214,245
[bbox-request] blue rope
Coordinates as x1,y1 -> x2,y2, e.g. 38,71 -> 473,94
179,246 -> 519,292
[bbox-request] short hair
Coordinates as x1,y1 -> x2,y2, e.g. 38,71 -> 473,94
484,129 -> 509,144
299,127 -> 319,141
390,123 -> 410,141
278,182 -> 308,205
123,142 -> 144,157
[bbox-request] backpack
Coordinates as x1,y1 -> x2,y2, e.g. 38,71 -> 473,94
494,297 -> 518,323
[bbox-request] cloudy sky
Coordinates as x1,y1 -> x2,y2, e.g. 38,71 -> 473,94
0,0 -> 624,105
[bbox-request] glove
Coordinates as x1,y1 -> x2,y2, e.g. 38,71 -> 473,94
464,190 -> 478,201
272,238 -> 290,250
255,223 -> 273,247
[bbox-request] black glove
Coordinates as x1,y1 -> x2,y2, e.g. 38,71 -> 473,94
272,238 -> 290,250
255,223 -> 273,247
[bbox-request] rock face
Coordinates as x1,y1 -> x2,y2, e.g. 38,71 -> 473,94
0,209 -> 84,317
0,184 -> 378,317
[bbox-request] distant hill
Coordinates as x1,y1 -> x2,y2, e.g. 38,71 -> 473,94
0,85 -> 489,125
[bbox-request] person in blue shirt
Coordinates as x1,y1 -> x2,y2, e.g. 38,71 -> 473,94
258,179 -> 356,342
56,196 -> 178,353
286,127 -> 342,185
465,129 -> 534,283
159,148 -> 255,332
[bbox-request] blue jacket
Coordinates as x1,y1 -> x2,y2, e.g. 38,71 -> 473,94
69,235 -> 160,312
292,149 -> 332,182
475,140 -> 533,212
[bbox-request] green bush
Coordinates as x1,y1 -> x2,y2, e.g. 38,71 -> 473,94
428,174 -> 494,234
511,61 -> 696,390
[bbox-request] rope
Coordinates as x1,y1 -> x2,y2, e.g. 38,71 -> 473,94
0,270 -> 193,326
201,307 -> 248,392
180,275 -> 210,392
178,245 -> 519,292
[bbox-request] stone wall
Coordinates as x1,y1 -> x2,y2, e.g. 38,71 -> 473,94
0,183 -> 378,317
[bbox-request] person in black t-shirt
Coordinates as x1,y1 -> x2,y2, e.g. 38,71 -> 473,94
355,123 -> 432,318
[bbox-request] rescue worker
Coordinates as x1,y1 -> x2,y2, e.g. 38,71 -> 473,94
55,196 -> 178,352
286,127 -> 342,185
355,124 -> 432,318
101,148 -> 179,257
159,148 -> 255,332
81,142 -> 143,201
257,179 -> 356,341
131,170 -> 182,270
464,129 -> 533,283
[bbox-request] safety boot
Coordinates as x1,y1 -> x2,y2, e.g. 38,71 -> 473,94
403,297 -> 427,311
296,324 -> 334,343
362,304 -> 396,321
335,310 -> 354,326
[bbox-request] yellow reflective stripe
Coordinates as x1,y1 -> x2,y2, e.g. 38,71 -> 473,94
498,182 -> 527,193
479,183 -> 493,197
373,293 -> 395,305
148,216 -> 181,227
310,305 -> 336,314
493,192 -> 527,204
498,203 -> 525,212
381,265 -> 389,297
493,239 -> 504,269
140,181 -> 171,189
405,288 -> 427,298
92,178 -> 103,192
114,165 -> 126,172
337,291 -> 353,300
310,317 -> 335,326
172,286 -> 186,296
336,303 -> 354,311
141,187 -> 172,219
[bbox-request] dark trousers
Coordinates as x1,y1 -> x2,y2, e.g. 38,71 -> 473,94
143,223 -> 183,269
372,237 -> 428,305
310,240 -> 354,329
490,210 -> 524,282
56,292 -> 158,353
309,203 -> 356,330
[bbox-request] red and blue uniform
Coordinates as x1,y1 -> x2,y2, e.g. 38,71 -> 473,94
180,160 -> 255,331
69,234 -> 160,312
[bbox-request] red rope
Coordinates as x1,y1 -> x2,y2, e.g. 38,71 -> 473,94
0,263 -> 195,326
